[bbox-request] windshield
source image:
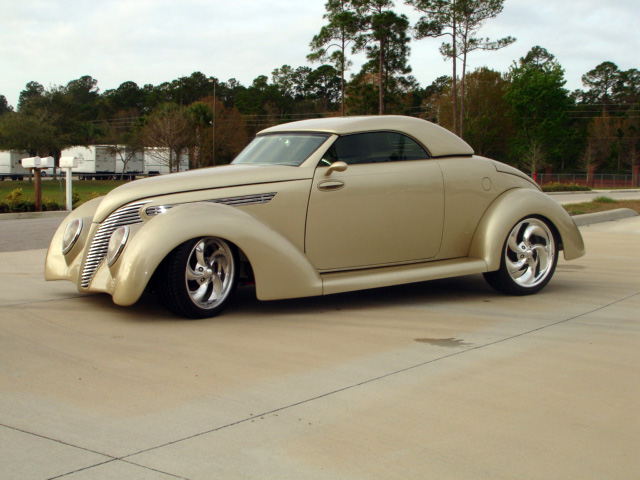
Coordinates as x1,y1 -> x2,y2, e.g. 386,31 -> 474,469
232,133 -> 329,166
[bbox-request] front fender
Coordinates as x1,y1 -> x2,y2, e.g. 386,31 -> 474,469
45,196 -> 105,282
468,188 -> 585,271
111,202 -> 322,305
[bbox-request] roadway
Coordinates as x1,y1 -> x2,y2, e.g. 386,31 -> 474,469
0,213 -> 639,479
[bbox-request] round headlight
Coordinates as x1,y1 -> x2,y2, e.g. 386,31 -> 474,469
62,218 -> 83,255
106,226 -> 130,267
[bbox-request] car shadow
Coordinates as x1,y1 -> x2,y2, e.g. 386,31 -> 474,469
230,274 -> 497,319
83,274 -> 494,322
76,271 -> 581,323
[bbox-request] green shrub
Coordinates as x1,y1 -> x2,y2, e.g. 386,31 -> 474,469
542,182 -> 591,192
8,200 -> 36,212
42,197 -> 63,211
0,189 -> 63,213
6,188 -> 24,203
594,196 -> 617,204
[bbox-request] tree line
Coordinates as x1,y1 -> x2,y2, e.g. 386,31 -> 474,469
0,0 -> 638,175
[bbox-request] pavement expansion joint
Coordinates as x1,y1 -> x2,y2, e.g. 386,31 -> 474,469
117,460 -> 191,480
0,422 -> 116,460
47,460 -> 190,480
4,291 -> 638,479
0,294 -> 93,309
115,290 -> 640,463
46,459 -> 119,480
0,422 -> 190,480
49,460 -> 192,480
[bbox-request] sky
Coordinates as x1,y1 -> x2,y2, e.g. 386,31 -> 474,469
0,0 -> 638,109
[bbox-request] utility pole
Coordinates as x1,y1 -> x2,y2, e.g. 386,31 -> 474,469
212,80 -> 216,166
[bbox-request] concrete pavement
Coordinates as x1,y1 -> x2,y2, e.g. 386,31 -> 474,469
0,215 -> 639,479
0,215 -> 66,252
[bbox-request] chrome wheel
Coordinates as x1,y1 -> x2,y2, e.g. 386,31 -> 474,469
156,236 -> 238,318
505,218 -> 555,288
185,238 -> 235,309
483,217 -> 558,296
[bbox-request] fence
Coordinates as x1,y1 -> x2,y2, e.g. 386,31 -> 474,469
535,173 -> 639,189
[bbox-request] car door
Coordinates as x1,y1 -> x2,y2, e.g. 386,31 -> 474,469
305,131 -> 445,271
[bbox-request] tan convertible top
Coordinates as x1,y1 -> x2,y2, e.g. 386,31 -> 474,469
259,115 -> 474,157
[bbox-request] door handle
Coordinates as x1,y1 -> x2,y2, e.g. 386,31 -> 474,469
317,180 -> 345,191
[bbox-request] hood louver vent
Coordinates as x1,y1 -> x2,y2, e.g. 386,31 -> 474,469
145,192 -> 277,217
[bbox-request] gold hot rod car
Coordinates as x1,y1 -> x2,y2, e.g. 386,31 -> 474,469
46,116 -> 585,318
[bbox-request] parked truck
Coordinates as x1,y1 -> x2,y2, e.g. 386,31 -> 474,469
0,151 -> 29,180
143,148 -> 189,176
58,145 -> 188,179
114,146 -> 144,180
61,145 -> 117,180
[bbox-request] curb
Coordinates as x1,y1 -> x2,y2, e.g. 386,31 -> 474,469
573,208 -> 639,226
547,189 -> 640,196
0,210 -> 70,220
591,189 -> 640,194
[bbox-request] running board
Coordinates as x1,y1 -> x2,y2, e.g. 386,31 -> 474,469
321,257 -> 488,295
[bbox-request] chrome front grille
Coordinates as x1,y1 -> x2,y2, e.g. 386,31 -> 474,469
80,201 -> 148,288
144,192 -> 277,216
80,193 -> 276,287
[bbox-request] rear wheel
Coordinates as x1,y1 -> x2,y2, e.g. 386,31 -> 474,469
483,217 -> 558,295
156,237 -> 238,318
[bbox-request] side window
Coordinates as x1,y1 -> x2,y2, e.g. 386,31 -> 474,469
322,131 -> 430,165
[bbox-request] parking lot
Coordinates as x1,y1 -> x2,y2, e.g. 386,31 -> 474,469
1,215 -> 639,479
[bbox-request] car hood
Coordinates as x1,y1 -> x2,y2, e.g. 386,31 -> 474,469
93,164 -> 312,222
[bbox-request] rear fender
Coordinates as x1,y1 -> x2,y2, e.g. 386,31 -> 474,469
468,188 -> 585,271
111,202 -> 322,305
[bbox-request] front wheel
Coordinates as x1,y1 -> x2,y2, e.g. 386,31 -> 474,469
483,217 -> 558,295
156,237 -> 238,318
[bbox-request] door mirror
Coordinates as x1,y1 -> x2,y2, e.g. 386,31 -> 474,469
325,161 -> 348,176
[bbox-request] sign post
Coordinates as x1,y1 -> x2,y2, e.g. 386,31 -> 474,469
21,156 -> 55,211
22,157 -> 42,211
59,156 -> 78,210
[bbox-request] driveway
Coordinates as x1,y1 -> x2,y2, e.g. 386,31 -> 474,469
0,216 -> 639,479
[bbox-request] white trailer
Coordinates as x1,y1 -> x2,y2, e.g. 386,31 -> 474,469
62,145 -> 117,180
143,148 -> 189,176
0,151 -> 29,180
114,146 -> 144,179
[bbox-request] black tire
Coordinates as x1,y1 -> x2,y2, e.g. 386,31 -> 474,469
156,237 -> 238,318
483,217 -> 558,296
